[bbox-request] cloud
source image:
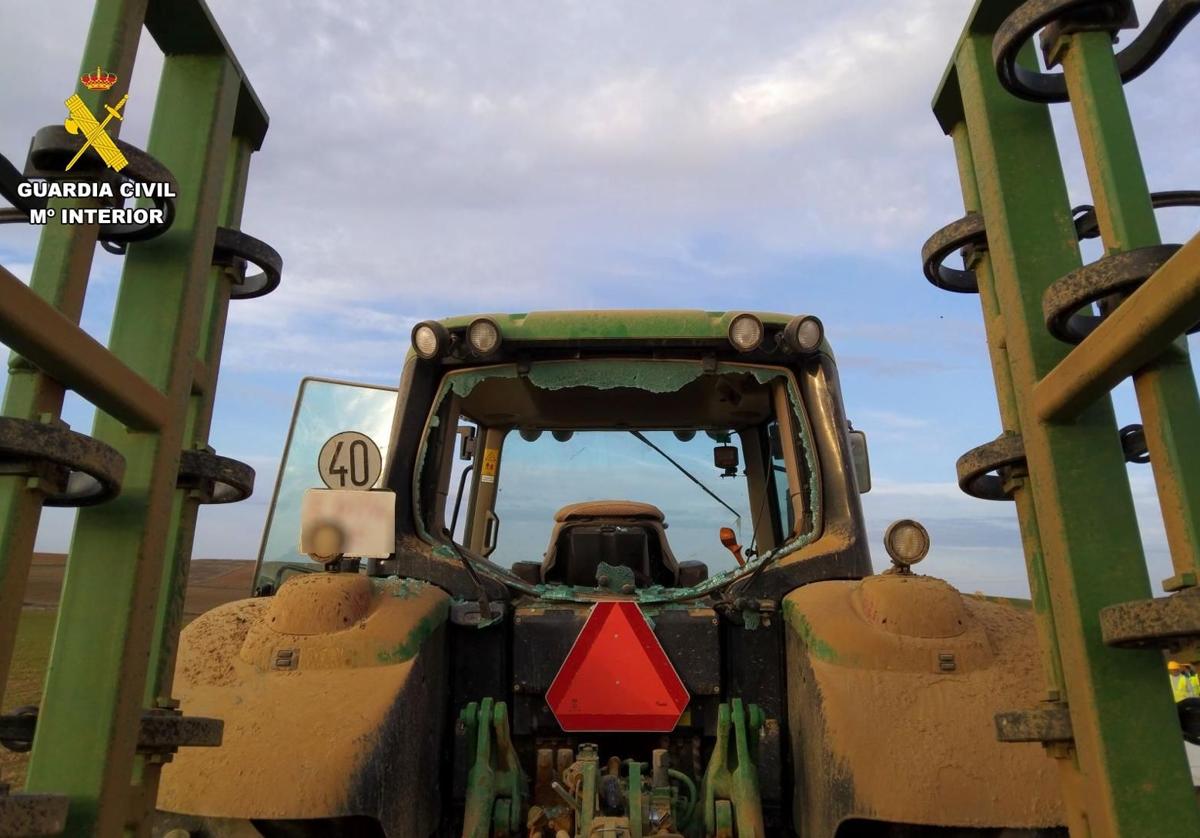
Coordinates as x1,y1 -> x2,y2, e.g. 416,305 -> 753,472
7,0 -> 1200,592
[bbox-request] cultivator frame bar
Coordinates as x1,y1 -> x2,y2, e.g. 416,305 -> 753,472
0,0 -> 274,834
926,0 -> 1200,834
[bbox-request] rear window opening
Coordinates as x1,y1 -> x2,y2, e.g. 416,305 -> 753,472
416,359 -> 821,590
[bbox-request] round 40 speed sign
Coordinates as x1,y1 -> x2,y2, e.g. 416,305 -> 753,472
318,431 -> 383,490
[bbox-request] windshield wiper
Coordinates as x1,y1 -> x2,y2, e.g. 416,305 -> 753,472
629,430 -> 741,523
440,529 -> 541,598
442,527 -> 494,620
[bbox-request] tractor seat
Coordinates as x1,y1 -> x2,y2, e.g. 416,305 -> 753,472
538,500 -> 682,588
554,500 -> 665,523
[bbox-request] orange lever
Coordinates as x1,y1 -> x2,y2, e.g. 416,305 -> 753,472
719,527 -> 745,567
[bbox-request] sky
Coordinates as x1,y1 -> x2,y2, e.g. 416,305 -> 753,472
2,0 -> 1198,597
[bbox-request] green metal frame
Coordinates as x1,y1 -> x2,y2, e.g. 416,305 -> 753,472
699,699 -> 764,838
460,699 -> 525,838
931,0 -> 1200,834
1053,28 -> 1200,594
430,310 -> 832,356
0,1 -> 269,835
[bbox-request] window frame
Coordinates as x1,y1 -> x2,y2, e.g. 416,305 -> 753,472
412,359 -> 822,566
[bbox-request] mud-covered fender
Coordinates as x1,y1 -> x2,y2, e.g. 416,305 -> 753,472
783,573 -> 1065,835
158,574 -> 450,836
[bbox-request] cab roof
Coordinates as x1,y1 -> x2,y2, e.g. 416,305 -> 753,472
437,309 -> 807,343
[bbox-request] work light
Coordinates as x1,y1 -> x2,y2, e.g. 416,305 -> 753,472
884,519 -> 930,568
467,317 -> 502,356
411,321 -> 449,359
727,313 -> 764,352
783,315 -> 823,354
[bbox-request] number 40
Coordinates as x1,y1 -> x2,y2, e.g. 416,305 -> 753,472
328,439 -> 372,488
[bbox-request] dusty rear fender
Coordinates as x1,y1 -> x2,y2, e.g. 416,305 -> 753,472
158,574 -> 450,835
783,574 -> 1065,835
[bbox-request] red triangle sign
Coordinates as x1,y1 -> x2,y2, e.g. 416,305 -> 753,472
546,601 -> 689,732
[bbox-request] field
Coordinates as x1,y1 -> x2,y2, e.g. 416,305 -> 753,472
1,553 -> 255,788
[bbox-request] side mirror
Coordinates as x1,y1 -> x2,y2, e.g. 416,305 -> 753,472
848,428 -> 871,493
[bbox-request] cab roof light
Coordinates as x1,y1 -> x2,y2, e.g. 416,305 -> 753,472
727,313 -> 764,352
782,315 -> 823,354
467,317 -> 503,356
412,320 -> 451,360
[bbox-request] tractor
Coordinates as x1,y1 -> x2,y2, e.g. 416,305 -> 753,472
154,311 -> 1068,837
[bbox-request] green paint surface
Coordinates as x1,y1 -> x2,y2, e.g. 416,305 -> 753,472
374,588 -> 449,665
440,310 -> 795,341
782,600 -> 839,663
407,309 -> 835,365
377,575 -> 432,600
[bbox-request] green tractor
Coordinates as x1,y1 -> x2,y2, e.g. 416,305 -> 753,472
155,311 -> 1066,837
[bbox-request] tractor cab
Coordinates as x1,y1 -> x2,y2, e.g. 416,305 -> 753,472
253,312 -> 867,602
